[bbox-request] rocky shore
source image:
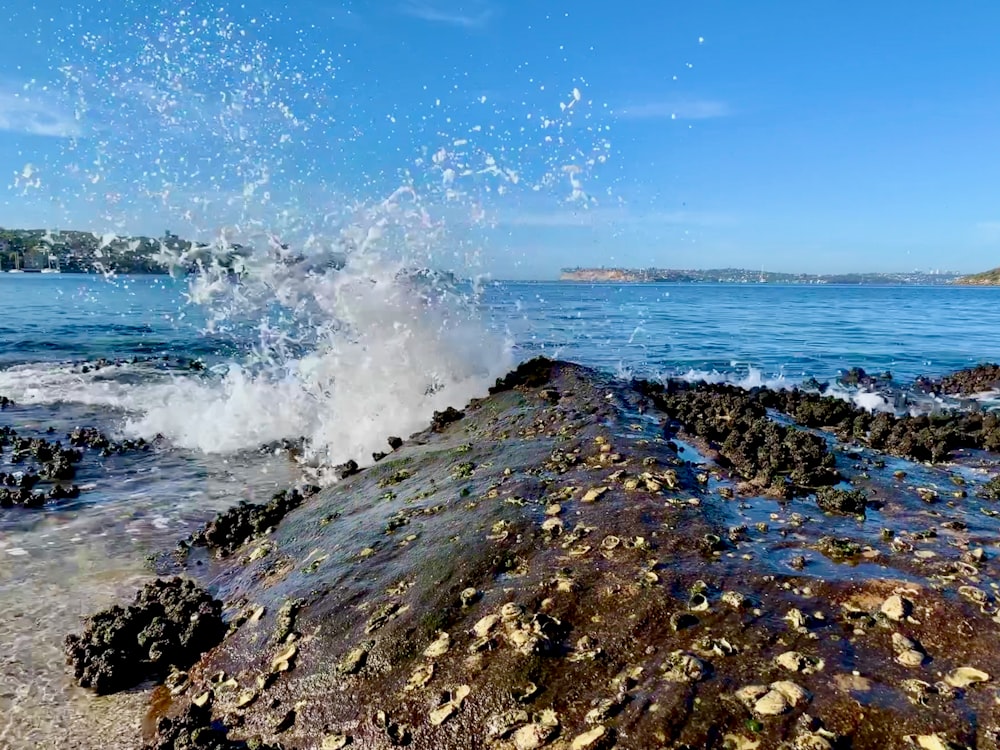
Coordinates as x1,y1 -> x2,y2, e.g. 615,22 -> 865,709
956,268 -> 1000,286
53,358 -> 1000,750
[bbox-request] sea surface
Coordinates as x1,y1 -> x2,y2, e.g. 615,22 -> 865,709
0,272 -> 999,747
4,274 -> 1000,377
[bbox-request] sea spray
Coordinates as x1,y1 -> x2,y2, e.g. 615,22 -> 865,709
14,4 -> 612,471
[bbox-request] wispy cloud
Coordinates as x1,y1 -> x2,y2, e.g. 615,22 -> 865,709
499,207 -> 734,229
399,0 -> 494,28
0,89 -> 80,138
615,99 -> 732,121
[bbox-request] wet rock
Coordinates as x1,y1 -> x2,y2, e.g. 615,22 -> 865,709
633,380 -> 840,494
944,666 -> 989,688
430,407 -> 465,432
335,459 -> 360,479
187,486 -> 318,556
815,486 -> 868,515
892,632 -> 927,668
142,704 -> 282,750
978,475 -> 1000,500
916,363 -> 1000,395
489,356 -> 555,394
880,594 -> 914,622
512,711 -> 559,750
744,377 -> 1000,462
905,734 -> 969,750
775,651 -> 824,674
570,726 -> 611,750
661,651 -> 708,682
838,367 -> 893,388
137,360 -> 1000,750
65,577 -> 225,694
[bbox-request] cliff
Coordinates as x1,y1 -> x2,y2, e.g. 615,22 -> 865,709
957,267 -> 1000,286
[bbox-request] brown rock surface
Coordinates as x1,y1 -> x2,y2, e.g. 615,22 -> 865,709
102,360 -> 1000,749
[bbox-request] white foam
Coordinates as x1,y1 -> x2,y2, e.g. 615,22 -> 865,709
670,367 -> 896,414
123,265 -> 512,465
675,366 -> 792,391
9,6 -> 611,475
0,253 -> 512,470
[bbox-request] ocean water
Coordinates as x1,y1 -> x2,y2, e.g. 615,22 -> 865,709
0,2 -> 994,745
5,274 -> 1000,376
1,272 -> 998,747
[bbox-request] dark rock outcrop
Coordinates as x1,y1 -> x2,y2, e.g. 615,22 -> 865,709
838,367 -> 892,388
67,360 -> 1000,749
488,355 -> 555,393
635,380 -> 839,494
815,486 -> 868,515
430,406 -> 465,432
752,387 -> 1000,462
143,705 -> 281,750
916,363 -> 1000,395
65,577 -> 225,694
186,487 -> 318,557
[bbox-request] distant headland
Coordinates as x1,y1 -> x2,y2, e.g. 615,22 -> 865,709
0,228 -> 208,274
955,266 -> 1000,286
560,266 -> 986,286
0,227 -> 268,276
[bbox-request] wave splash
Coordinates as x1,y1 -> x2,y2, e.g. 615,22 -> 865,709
6,5 -> 613,472
126,201 -> 513,466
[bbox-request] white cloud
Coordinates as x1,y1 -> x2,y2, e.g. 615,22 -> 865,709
615,99 -> 731,121
0,90 -> 80,138
399,0 -> 494,28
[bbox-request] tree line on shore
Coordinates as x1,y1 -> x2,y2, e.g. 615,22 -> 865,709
0,228 -> 184,273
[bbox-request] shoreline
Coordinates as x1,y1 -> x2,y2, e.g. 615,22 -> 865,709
25,357 -> 999,749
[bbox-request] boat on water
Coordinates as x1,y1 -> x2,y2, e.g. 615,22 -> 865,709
7,254 -> 24,273
40,255 -> 61,273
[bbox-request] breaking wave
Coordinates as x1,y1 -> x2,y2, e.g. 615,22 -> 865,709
5,3 -> 612,472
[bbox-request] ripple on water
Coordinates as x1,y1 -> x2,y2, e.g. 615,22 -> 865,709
0,404 -> 301,749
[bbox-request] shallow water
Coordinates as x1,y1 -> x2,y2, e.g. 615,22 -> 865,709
1,274 -> 999,747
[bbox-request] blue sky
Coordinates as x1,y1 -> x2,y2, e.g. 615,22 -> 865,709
1,1 -> 999,278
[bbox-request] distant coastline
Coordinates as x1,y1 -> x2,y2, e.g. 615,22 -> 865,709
0,227 -> 239,275
560,267 -> 973,286
955,267 -> 1000,286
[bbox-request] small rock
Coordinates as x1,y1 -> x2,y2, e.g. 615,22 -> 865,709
404,663 -> 434,692
512,720 -> 558,750
486,710 -> 530,739
571,726 -> 609,750
897,649 -> 926,668
944,667 -> 989,688
339,644 -> 369,675
321,735 -> 352,750
754,690 -> 790,717
775,651 -> 824,674
771,681 -> 810,706
473,615 -> 500,637
881,594 -> 913,622
423,631 -> 451,658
